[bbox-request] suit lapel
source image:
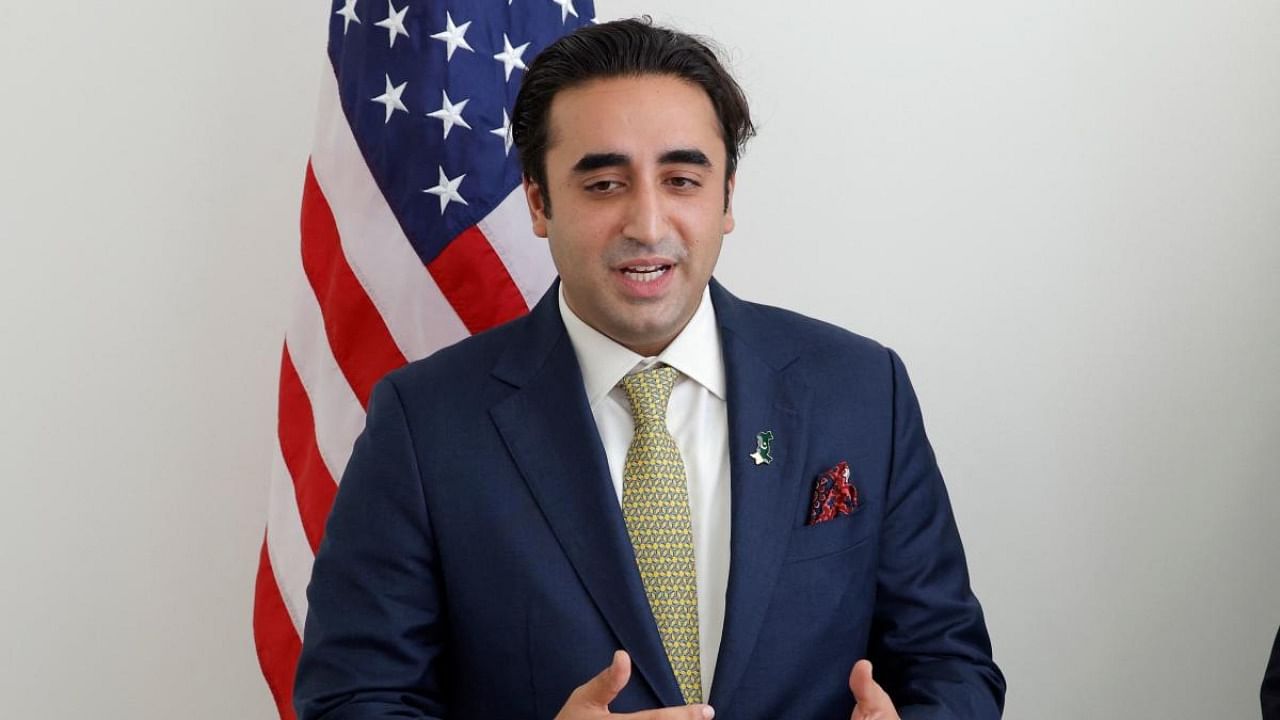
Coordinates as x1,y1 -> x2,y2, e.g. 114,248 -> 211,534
707,281 -> 811,710
489,286 -> 685,707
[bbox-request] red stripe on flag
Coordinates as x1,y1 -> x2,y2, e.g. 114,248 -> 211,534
428,226 -> 530,334
254,540 -> 301,720
301,163 -> 407,407
278,343 -> 338,552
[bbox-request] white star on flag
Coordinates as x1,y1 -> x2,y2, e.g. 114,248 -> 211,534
490,109 -> 514,156
429,12 -> 474,61
493,33 -> 530,82
427,91 -> 473,138
552,0 -> 578,23
371,74 -> 408,123
374,1 -> 410,48
335,0 -> 360,34
423,168 -> 468,213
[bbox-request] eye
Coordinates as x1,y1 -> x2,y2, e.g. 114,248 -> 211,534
667,176 -> 702,189
585,179 -> 623,193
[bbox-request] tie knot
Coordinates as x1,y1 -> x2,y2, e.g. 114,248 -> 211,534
620,364 -> 679,426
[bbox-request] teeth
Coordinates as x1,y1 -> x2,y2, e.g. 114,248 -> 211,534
623,266 -> 668,283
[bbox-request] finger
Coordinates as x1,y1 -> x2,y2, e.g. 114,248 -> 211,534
620,704 -> 715,720
572,650 -> 631,709
849,659 -> 891,708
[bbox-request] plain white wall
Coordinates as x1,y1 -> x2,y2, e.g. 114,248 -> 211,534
1,1 -> 1276,718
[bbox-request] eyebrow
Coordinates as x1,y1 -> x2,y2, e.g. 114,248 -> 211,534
572,152 -> 629,174
570,148 -> 713,174
658,149 -> 711,168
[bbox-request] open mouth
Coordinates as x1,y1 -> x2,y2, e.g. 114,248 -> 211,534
619,264 -> 672,283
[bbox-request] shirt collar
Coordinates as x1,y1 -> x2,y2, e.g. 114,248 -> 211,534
559,283 -> 726,407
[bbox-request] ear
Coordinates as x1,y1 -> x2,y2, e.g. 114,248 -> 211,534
523,176 -> 549,238
722,174 -> 736,235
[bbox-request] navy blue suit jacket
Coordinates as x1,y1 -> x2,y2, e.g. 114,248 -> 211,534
295,280 -> 1005,719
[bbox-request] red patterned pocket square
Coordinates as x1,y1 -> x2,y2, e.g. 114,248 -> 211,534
807,460 -> 859,525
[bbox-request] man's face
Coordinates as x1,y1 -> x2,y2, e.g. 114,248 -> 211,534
524,74 -> 735,357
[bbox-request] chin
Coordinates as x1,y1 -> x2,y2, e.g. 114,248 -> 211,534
619,320 -> 685,353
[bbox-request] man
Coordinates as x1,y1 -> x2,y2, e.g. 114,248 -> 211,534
295,18 -> 1004,720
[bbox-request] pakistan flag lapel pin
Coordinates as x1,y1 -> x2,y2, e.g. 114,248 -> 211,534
750,430 -> 774,466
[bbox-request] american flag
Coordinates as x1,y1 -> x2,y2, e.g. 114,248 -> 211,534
253,1 -> 594,717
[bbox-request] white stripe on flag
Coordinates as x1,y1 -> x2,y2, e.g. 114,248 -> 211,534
477,187 -> 558,310
266,448 -> 314,635
285,262 -> 366,482
311,65 -> 470,364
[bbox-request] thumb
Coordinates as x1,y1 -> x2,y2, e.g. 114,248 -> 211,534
576,650 -> 632,709
849,659 -> 889,708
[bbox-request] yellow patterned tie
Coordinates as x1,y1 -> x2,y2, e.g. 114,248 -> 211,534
619,364 -> 702,705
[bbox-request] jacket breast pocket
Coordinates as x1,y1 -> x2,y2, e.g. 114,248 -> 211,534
783,506 -> 873,563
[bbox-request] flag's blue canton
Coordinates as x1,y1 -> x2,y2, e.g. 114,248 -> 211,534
328,0 -> 595,266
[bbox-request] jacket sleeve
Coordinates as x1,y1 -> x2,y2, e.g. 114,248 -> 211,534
867,348 -> 1007,719
293,376 -> 449,720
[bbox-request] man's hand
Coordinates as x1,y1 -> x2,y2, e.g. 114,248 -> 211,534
849,660 -> 901,720
555,651 -> 714,720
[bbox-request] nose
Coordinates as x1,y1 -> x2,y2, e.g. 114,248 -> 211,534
620,180 -> 669,246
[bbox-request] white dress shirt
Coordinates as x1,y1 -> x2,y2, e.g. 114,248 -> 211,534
559,285 -> 731,699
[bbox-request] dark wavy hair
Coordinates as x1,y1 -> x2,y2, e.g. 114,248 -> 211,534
511,17 -> 755,211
